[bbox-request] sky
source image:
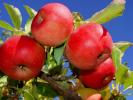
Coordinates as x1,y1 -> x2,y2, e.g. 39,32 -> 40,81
0,0 -> 133,99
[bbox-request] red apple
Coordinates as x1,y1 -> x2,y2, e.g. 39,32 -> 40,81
79,58 -> 115,89
86,93 -> 103,100
0,35 -> 45,80
65,23 -> 113,70
31,3 -> 73,47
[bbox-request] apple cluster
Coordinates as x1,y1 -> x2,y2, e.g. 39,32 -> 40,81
0,2 -> 115,96
65,23 -> 116,89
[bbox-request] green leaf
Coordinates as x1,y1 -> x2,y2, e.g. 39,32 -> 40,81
4,3 -> 22,29
88,0 -> 126,24
24,18 -> 33,33
0,76 -> 7,87
54,44 -> 65,65
100,86 -> 111,100
72,12 -> 84,29
24,5 -> 37,18
0,39 -> 3,45
115,64 -> 128,84
114,41 -> 133,53
123,71 -> 133,89
35,83 -> 58,98
112,46 -> 123,68
23,90 -> 35,100
0,20 -> 14,31
114,95 -> 126,100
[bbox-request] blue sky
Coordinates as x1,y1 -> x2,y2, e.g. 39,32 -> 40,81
0,0 -> 133,99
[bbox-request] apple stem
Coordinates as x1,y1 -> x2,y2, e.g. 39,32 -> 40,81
39,71 -> 82,100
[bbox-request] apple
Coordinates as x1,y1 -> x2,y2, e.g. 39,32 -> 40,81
65,23 -> 113,70
86,94 -> 102,100
79,58 -> 115,89
31,3 -> 73,47
0,35 -> 45,80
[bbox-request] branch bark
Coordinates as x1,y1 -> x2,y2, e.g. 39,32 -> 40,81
39,71 -> 82,100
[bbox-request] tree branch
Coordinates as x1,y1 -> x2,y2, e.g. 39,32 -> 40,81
39,71 -> 82,100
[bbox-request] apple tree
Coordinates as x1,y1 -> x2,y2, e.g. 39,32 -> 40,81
0,0 -> 133,100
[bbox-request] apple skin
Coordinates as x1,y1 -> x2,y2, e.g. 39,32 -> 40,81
0,35 -> 45,80
31,3 -> 73,47
79,58 -> 115,89
86,93 -> 103,100
65,23 -> 113,70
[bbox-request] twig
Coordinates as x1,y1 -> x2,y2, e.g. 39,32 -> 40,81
51,75 -> 75,81
39,71 -> 82,100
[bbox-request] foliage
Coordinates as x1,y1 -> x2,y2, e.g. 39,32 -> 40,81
0,0 -> 133,100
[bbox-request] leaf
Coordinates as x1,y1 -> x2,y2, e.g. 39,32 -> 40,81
72,12 -> 84,29
0,20 -> 14,31
0,76 -> 7,87
23,90 -> 35,100
0,39 -> 3,45
24,5 -> 37,18
115,64 -> 128,84
114,95 -> 126,100
4,3 -> 22,29
88,0 -> 126,24
123,71 -> 133,89
112,46 -> 123,68
24,18 -> 33,33
114,41 -> 133,53
100,86 -> 111,100
54,44 -> 65,65
35,82 -> 58,98
77,88 -> 99,100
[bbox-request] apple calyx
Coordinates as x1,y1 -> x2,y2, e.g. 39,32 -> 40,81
103,74 -> 114,86
96,48 -> 111,67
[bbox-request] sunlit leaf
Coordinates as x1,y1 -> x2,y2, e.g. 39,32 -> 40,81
112,46 -> 123,68
54,44 -> 65,65
88,0 -> 126,24
23,90 -> 35,100
77,88 -> 99,100
114,41 -> 133,53
0,20 -> 14,31
100,86 -> 111,100
4,3 -> 22,29
0,39 -> 3,45
24,5 -> 37,18
24,18 -> 33,34
0,76 -> 7,87
115,64 -> 128,84
72,12 -> 84,29
123,71 -> 133,89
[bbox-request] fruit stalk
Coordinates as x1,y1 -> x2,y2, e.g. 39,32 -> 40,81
39,71 -> 82,100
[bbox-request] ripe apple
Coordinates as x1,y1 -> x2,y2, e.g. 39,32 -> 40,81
31,3 -> 73,47
79,58 -> 115,89
65,23 -> 113,70
0,35 -> 45,80
86,94 -> 102,100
